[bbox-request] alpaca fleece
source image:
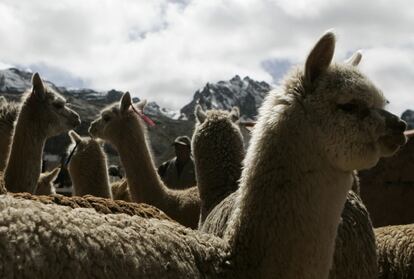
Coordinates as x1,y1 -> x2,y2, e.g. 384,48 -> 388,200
329,191 -> 378,279
0,99 -> 19,171
0,33 -> 404,278
68,131 -> 112,198
0,194 -> 228,279
4,73 -> 80,193
193,107 -> 244,225
89,95 -> 200,228
111,179 -> 132,202
35,168 -> 59,195
11,192 -> 172,221
376,224 -> 414,279
202,190 -> 378,279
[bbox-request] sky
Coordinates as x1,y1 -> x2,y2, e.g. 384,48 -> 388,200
0,0 -> 413,115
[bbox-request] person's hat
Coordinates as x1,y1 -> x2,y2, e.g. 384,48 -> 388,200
173,136 -> 191,147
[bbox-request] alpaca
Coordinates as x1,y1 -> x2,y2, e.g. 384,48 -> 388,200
35,167 -> 60,195
3,73 -> 80,193
0,32 -> 406,278
0,194 -> 227,278
192,105 -> 244,225
0,98 -> 19,171
89,94 -> 200,228
329,190 -> 378,279
11,192 -> 173,221
220,32 -> 405,278
67,130 -> 112,198
375,224 -> 414,279
201,184 -> 378,279
111,179 -> 132,201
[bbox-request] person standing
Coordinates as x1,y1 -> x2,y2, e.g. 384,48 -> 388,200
158,136 -> 196,189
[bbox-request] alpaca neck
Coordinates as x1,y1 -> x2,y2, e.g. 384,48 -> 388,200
5,110 -> 45,193
70,151 -> 112,198
196,140 -> 243,223
226,103 -> 352,279
114,117 -> 165,203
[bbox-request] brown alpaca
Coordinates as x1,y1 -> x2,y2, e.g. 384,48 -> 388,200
67,130 -> 112,198
89,94 -> 200,228
3,73 -> 80,193
0,98 -> 19,171
193,105 -> 244,225
35,167 -> 60,195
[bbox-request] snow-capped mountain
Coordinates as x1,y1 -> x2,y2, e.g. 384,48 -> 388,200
180,75 -> 272,121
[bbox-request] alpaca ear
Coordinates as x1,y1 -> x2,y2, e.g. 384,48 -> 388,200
195,105 -> 207,123
68,130 -> 82,144
229,107 -> 240,123
95,138 -> 104,145
46,167 -> 60,182
120,92 -> 132,113
136,99 -> 147,111
32,72 -> 46,99
345,51 -> 362,67
305,31 -> 336,84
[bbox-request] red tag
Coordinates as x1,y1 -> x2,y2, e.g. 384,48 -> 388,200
131,105 -> 156,127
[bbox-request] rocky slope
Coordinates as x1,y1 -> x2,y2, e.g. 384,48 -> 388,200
0,68 -> 271,166
180,75 -> 271,121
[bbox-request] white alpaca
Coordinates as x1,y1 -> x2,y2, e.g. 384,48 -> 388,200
67,130 -> 112,198
3,73 -> 80,193
222,32 -> 405,278
89,95 -> 200,228
201,53 -> 379,279
0,32 -> 406,278
35,167 -> 59,195
192,105 -> 244,225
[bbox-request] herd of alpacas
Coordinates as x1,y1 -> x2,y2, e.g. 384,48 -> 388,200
0,32 -> 412,278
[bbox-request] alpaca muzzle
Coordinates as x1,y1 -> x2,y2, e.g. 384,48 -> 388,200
377,109 -> 407,154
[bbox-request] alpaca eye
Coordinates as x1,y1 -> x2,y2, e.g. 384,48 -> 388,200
103,115 -> 111,122
337,103 -> 358,113
53,102 -> 64,109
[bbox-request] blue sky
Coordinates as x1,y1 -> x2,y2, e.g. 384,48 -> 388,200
0,0 -> 413,115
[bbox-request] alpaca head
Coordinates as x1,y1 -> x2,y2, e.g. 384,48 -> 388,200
36,167 -> 59,195
192,105 -> 244,158
68,130 -> 105,168
22,73 -> 80,137
88,92 -> 147,144
295,32 -> 406,171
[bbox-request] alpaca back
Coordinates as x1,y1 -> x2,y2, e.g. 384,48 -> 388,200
0,194 -> 228,278
376,224 -> 414,279
193,107 -> 244,225
68,133 -> 112,198
11,192 -> 173,221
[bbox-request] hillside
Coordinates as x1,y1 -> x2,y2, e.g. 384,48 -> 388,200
0,68 -> 271,166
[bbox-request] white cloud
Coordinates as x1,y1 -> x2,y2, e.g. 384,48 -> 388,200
0,0 -> 413,115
